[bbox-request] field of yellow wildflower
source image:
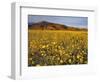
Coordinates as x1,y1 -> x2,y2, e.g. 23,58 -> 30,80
28,30 -> 88,66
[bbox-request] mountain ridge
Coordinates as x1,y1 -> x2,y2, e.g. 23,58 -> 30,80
28,21 -> 87,31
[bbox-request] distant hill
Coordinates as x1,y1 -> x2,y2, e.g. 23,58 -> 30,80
28,21 -> 87,31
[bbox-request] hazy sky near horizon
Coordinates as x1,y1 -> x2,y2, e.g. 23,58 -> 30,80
28,15 -> 88,28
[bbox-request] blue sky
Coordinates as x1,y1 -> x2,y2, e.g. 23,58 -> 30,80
28,15 -> 88,28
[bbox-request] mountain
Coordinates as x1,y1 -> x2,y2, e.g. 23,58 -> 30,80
28,21 -> 87,31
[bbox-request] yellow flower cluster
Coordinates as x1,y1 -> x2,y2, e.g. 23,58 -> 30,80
28,30 -> 88,66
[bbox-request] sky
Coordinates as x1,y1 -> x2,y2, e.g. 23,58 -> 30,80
28,15 -> 88,28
